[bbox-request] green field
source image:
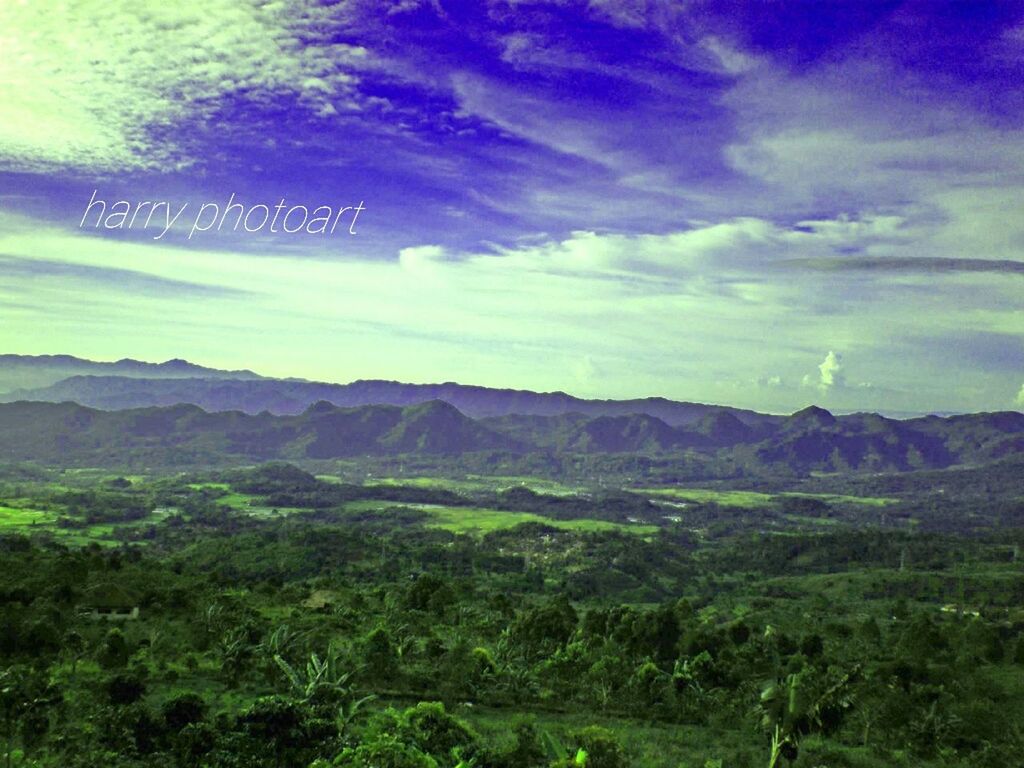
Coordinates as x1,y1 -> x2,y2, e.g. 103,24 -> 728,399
365,474 -> 584,495
640,486 -> 895,508
0,503 -> 59,527
423,506 -> 658,535
0,502 -> 127,546
344,499 -> 658,535
783,491 -> 896,506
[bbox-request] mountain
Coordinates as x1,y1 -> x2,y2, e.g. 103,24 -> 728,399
564,414 -> 686,453
0,372 -> 777,427
0,355 -> 262,393
0,400 -> 517,465
0,399 -> 1021,473
746,409 -> 1024,473
692,411 -> 758,446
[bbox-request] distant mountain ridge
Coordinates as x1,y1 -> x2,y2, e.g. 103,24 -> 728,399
0,398 -> 1021,473
0,354 -> 262,393
0,371 -> 777,427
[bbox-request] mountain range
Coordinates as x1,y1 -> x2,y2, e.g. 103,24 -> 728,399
0,397 -> 1021,473
0,354 -> 261,393
1,355 -> 1022,473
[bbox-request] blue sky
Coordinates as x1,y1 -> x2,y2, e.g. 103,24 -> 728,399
0,0 -> 1022,414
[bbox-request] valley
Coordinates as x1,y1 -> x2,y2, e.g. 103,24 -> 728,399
1,358 -> 1023,768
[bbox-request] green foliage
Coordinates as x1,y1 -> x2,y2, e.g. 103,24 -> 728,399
397,702 -> 479,766
98,628 -> 130,669
511,596 -> 578,660
554,727 -> 627,768
759,665 -> 860,767
333,733 -> 439,768
2,466 -> 1024,768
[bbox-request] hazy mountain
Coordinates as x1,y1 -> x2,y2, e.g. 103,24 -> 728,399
0,399 -> 1021,473
0,355 -> 262,393
1,372 -> 778,427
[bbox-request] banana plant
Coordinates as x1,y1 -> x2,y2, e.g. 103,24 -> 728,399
260,624 -> 307,658
758,665 -> 860,768
273,646 -> 351,701
541,729 -> 568,765
273,646 -> 376,734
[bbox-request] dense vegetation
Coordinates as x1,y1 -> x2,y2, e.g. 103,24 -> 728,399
2,460 -> 1024,767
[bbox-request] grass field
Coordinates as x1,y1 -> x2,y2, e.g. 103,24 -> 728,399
424,506 -> 658,535
0,502 -> 126,546
783,491 -> 895,506
365,475 -> 584,495
0,503 -> 59,527
344,500 -> 658,535
639,487 -> 775,508
640,486 -> 895,508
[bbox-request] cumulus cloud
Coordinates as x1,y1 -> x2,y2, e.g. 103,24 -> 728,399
802,351 -> 845,393
1016,384 -> 1024,409
818,351 -> 845,390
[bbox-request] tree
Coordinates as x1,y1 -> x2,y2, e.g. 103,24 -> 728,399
63,630 -> 86,677
398,701 -> 480,765
364,627 -> 398,680
106,672 -> 146,705
332,732 -> 438,768
511,596 -> 578,660
0,666 -> 60,768
238,695 -> 312,768
493,717 -> 546,768
98,627 -> 130,669
162,693 -> 207,732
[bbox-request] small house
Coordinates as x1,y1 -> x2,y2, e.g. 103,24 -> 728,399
77,583 -> 140,621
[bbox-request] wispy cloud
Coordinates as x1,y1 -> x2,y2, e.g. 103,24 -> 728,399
0,254 -> 252,298
778,257 -> 1024,275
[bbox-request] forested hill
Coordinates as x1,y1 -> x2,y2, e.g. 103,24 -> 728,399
0,399 -> 1021,472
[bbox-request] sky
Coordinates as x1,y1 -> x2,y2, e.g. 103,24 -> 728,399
0,0 -> 1023,415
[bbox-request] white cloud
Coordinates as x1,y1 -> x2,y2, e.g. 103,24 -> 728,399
1015,383 -> 1024,409
699,36 -> 758,75
0,1 -> 367,172
0,203 -> 1020,413
716,48 -> 1024,227
818,351 -> 844,390
802,351 -> 845,393
398,244 -> 447,274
